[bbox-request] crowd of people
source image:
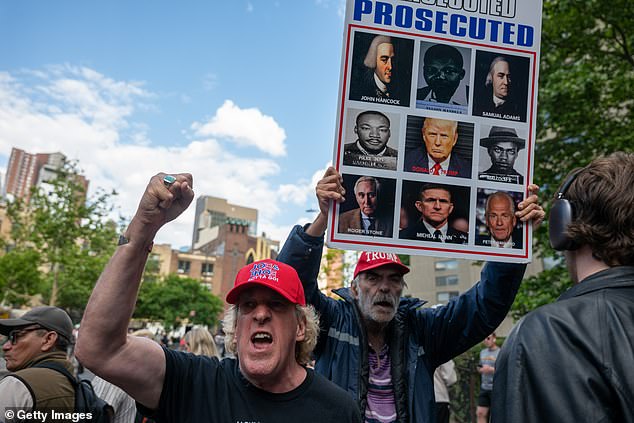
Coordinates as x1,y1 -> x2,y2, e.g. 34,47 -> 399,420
1,152 -> 633,423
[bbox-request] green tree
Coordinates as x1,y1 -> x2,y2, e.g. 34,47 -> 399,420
4,162 -> 119,316
0,249 -> 46,307
512,0 -> 634,317
135,274 -> 224,330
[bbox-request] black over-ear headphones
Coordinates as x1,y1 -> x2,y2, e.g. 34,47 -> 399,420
549,168 -> 584,251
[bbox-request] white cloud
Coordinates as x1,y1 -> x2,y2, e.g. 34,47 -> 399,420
0,67 -> 307,249
192,99 -> 287,157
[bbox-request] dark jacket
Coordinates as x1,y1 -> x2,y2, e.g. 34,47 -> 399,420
492,266 -> 634,423
399,220 -> 468,244
472,85 -> 525,122
278,225 -> 526,422
474,227 -> 523,250
343,142 -> 398,171
403,149 -> 471,178
338,208 -> 393,238
478,166 -> 524,185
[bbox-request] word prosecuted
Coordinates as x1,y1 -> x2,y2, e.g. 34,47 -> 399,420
353,0 -> 534,47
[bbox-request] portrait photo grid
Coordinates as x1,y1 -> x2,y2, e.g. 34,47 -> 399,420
328,2 -> 541,263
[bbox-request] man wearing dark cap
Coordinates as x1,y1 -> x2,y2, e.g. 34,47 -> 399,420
478,126 -> 525,184
417,44 -> 469,106
0,306 -> 75,415
75,173 -> 361,423
277,167 -> 545,423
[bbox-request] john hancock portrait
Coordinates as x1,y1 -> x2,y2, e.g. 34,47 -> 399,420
348,31 -> 414,107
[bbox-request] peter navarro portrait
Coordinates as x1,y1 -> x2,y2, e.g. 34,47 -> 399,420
475,189 -> 523,249
342,110 -> 399,171
348,31 -> 414,107
472,52 -> 530,123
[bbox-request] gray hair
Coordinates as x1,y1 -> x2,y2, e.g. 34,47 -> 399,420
354,176 -> 380,195
485,56 -> 510,86
485,191 -> 516,215
363,35 -> 392,68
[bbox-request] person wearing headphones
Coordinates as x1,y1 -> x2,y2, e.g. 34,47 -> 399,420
491,152 -> 634,422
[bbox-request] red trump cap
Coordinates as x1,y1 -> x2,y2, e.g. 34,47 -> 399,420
353,251 -> 410,279
226,259 -> 306,306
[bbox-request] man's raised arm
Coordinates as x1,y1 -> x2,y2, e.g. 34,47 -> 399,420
75,173 -> 194,410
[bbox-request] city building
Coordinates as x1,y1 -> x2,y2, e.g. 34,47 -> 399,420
404,255 -> 543,336
150,218 -> 278,304
3,148 -> 88,202
192,196 -> 257,249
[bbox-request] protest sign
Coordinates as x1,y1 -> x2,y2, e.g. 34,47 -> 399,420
327,0 -> 543,263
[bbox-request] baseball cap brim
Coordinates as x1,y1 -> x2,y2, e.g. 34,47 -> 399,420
0,318 -> 37,335
354,261 -> 410,279
226,280 -> 305,306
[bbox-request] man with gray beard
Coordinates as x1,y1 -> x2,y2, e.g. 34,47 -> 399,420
277,166 -> 545,423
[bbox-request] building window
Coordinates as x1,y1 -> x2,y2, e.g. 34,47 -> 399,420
201,262 -> 214,276
437,291 -> 459,303
434,260 -> 459,272
435,275 -> 459,287
177,260 -> 191,274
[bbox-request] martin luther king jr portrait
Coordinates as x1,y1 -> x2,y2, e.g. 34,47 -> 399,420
342,109 -> 400,171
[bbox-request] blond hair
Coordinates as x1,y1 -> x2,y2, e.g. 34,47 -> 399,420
184,327 -> 220,358
222,304 -> 319,366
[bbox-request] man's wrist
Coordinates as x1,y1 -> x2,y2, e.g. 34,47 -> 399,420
120,217 -> 157,253
305,212 -> 328,238
118,233 -> 154,253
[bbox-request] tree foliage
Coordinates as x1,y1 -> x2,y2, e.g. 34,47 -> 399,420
512,0 -> 634,317
2,162 -> 119,317
0,249 -> 46,306
135,274 -> 224,330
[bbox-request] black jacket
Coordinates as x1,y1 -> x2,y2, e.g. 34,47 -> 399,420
491,266 -> 634,423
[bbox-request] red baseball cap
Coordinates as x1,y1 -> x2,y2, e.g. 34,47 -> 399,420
226,259 -> 306,306
353,251 -> 410,279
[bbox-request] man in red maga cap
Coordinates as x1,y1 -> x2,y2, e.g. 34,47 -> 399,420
277,166 -> 545,423
75,173 -> 361,423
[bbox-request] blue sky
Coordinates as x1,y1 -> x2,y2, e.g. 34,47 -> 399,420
0,1 -> 347,248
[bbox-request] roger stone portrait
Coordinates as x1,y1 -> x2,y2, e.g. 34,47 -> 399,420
338,174 -> 396,238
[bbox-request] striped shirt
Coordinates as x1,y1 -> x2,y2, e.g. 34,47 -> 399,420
365,344 -> 396,423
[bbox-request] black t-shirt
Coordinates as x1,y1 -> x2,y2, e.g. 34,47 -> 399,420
138,347 -> 361,423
